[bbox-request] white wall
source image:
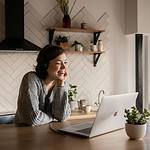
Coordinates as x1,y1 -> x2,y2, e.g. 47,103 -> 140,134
143,34 -> 150,110
126,0 -> 150,34
138,0 -> 150,33
0,0 -> 134,112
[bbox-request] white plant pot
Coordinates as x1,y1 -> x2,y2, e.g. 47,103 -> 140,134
69,101 -> 76,111
125,123 -> 147,140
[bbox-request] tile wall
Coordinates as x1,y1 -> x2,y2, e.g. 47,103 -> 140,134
0,0 -> 113,112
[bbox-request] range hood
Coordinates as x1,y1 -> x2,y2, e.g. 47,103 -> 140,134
0,0 -> 41,50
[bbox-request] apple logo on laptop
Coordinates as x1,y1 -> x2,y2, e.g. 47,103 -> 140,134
114,111 -> 118,117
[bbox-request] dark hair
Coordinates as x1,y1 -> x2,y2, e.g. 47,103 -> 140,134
35,45 -> 65,80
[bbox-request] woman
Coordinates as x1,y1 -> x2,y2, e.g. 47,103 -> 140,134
15,45 -> 71,126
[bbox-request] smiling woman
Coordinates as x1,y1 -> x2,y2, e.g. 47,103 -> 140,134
15,45 -> 71,126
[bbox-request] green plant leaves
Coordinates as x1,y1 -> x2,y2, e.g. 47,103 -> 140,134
124,106 -> 150,125
56,0 -> 69,15
68,84 -> 77,101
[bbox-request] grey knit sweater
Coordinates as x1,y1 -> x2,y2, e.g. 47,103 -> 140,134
15,71 -> 71,126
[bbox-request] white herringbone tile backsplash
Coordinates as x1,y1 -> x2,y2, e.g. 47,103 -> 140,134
0,51 -> 112,112
0,1 -> 113,112
0,52 -> 38,112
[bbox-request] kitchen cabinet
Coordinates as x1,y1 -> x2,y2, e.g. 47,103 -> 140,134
47,27 -> 105,66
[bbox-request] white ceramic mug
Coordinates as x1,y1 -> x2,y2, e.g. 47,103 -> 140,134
79,99 -> 87,109
85,105 -> 91,113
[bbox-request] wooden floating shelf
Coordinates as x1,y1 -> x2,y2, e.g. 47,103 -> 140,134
47,27 -> 105,66
90,51 -> 105,54
65,50 -> 105,66
65,50 -> 105,55
47,27 -> 105,33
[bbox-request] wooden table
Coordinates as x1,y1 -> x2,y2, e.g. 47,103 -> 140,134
0,119 -> 150,150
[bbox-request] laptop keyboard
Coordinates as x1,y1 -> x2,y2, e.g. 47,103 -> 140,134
76,127 -> 92,134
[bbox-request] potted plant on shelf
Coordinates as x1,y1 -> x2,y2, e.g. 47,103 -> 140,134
68,84 -> 77,110
56,0 -> 76,28
71,40 -> 83,52
124,106 -> 150,140
54,35 -> 69,50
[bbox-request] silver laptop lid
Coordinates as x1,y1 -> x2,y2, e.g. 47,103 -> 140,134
90,92 -> 138,137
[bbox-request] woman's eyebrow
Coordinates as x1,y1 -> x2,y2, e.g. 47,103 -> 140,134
56,58 -> 68,61
56,59 -> 63,62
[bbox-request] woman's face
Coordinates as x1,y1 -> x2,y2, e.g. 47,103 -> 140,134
47,53 -> 68,81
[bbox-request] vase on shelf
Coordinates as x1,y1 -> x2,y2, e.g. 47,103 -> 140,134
63,15 -> 71,28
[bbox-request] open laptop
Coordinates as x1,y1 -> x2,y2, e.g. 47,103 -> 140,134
58,92 -> 138,138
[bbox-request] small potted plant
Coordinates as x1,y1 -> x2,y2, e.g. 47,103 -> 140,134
71,40 -> 83,52
55,35 -> 69,50
124,106 -> 150,140
68,84 -> 77,110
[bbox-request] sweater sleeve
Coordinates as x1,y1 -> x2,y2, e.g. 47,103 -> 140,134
15,73 -> 52,126
51,85 -> 71,121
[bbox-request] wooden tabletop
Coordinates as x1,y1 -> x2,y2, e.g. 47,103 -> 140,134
0,119 -> 150,150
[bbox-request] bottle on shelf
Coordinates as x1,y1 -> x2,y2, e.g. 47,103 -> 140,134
97,40 -> 103,52
90,41 -> 93,51
90,42 -> 98,52
92,45 -> 98,52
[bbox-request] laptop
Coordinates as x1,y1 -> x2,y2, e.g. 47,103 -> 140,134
58,92 -> 138,138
